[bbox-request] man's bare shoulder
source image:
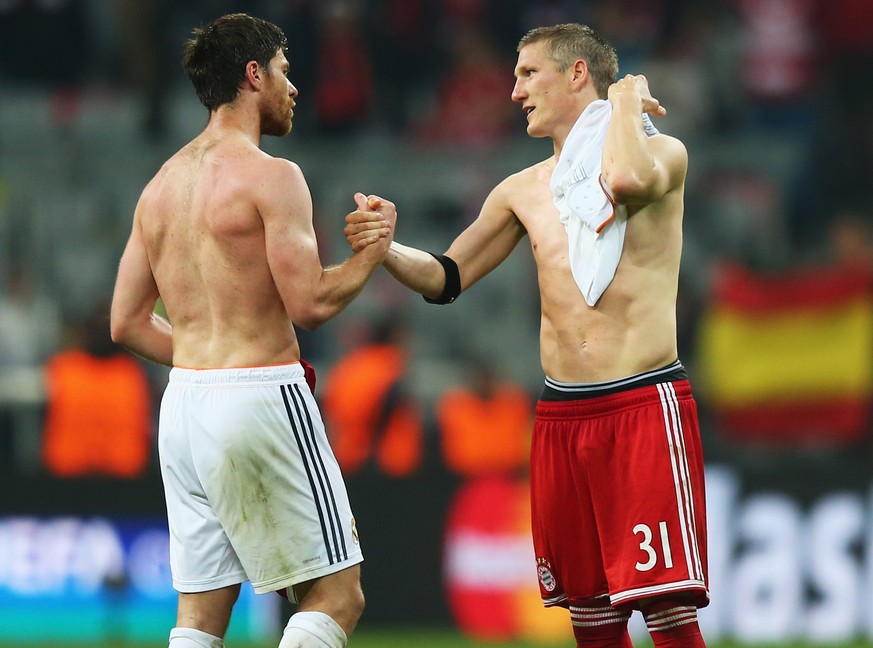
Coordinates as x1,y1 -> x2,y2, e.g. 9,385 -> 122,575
507,156 -> 555,186
170,134 -> 305,177
490,156 -> 554,205
233,151 -> 308,197
650,133 -> 688,170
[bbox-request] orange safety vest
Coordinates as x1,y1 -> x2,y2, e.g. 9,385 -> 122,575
437,384 -> 532,477
321,344 -> 422,477
42,349 -> 152,477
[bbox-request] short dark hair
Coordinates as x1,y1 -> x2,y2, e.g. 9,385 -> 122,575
182,13 -> 288,112
518,24 -> 618,99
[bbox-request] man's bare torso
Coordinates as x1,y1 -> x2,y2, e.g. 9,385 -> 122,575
136,132 -> 300,369
503,144 -> 683,383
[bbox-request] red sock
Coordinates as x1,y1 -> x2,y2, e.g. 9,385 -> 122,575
643,601 -> 707,647
570,600 -> 633,648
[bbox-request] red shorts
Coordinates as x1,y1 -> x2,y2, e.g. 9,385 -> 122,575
531,379 -> 709,610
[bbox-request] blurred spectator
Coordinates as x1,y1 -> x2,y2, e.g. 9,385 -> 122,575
807,0 -> 873,217
733,0 -> 819,131
321,317 -> 423,477
42,303 -> 153,478
370,0 -> 440,132
412,27 -> 517,148
517,0 -> 586,33
0,0 -> 91,130
0,265 -> 61,370
436,359 -> 532,477
115,0 -> 170,138
639,3 -> 720,141
694,167 -> 790,269
0,265 -> 61,469
0,0 -> 90,86
312,1 -> 375,136
826,208 -> 873,271
590,0 -> 667,72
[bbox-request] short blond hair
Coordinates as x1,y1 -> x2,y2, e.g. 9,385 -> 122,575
518,23 -> 618,99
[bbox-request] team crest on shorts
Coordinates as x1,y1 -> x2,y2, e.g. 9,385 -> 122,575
536,557 -> 557,592
350,517 -> 359,545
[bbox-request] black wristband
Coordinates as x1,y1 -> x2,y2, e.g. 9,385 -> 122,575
423,253 -> 461,305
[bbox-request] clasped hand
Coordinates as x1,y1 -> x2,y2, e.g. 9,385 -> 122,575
345,192 -> 396,253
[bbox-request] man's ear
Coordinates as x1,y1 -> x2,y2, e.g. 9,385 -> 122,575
244,60 -> 261,90
570,59 -> 589,89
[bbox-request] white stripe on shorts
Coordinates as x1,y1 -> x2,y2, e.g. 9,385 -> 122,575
656,382 -> 704,582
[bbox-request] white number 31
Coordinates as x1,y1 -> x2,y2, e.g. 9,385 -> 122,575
633,521 -> 674,572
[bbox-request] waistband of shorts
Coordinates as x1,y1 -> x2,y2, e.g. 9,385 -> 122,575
536,379 -> 693,420
541,359 -> 686,402
168,362 -> 304,385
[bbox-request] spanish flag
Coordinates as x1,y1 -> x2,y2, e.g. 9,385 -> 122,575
697,263 -> 873,444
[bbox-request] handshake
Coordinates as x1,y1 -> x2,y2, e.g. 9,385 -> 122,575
344,191 -> 397,256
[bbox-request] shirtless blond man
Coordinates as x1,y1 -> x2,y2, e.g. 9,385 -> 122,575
110,13 -> 393,648
347,23 -> 708,648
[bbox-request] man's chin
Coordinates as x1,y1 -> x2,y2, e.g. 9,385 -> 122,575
264,121 -> 293,137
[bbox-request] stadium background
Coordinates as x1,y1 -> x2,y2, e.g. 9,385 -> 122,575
0,0 -> 872,646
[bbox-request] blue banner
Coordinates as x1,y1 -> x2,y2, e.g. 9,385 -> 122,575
0,516 -> 279,643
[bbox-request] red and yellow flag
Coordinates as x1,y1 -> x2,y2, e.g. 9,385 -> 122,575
697,263 -> 873,444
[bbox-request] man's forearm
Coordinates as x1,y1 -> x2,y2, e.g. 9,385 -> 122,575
114,312 -> 174,366
603,95 -> 656,192
383,241 -> 446,299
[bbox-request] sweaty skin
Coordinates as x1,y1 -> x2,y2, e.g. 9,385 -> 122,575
350,41 -> 687,383
110,43 -> 391,637
111,49 -> 394,370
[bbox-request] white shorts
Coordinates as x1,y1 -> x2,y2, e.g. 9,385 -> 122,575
158,363 -> 363,596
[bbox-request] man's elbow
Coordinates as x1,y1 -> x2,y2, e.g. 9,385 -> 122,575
109,311 -> 135,347
293,304 -> 334,332
604,170 -> 665,206
602,168 -> 643,202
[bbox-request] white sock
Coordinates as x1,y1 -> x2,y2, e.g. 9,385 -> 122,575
278,611 -> 347,648
168,627 -> 224,648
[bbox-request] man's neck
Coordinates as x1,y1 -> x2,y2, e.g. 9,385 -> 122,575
207,102 -> 262,146
552,95 -> 599,160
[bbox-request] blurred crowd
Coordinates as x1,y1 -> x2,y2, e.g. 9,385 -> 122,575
0,0 -> 870,221
0,0 -> 871,478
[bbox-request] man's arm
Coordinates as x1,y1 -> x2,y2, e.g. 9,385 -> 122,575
110,209 -> 174,366
381,242 -> 447,301
262,160 -> 394,330
601,74 -> 687,206
346,179 -> 526,301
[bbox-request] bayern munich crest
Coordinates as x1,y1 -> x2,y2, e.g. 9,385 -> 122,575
536,557 -> 557,592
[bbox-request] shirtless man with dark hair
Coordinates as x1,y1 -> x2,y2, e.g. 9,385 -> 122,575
111,13 -> 393,648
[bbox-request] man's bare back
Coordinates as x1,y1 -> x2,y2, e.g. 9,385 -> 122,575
109,16 -> 396,644
112,44 -> 393,372
139,133 -> 304,369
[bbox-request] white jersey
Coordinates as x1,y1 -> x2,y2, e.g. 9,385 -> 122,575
159,362 -> 362,597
